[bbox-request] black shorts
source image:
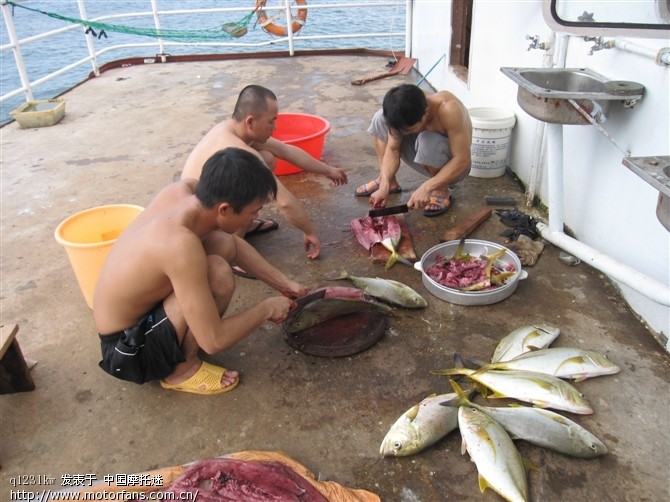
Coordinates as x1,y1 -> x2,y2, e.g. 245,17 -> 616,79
98,303 -> 185,384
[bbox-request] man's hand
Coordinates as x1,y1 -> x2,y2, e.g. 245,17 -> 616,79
263,296 -> 295,324
407,183 -> 433,211
327,167 -> 348,187
303,232 -> 320,259
369,187 -> 389,209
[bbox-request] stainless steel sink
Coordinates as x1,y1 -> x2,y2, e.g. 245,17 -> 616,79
622,156 -> 670,232
501,67 -> 644,125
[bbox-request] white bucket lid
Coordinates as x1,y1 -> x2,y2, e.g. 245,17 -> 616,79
468,107 -> 516,129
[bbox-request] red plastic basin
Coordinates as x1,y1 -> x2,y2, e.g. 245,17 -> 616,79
272,113 -> 331,175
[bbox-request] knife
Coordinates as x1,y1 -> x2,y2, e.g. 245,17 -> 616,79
368,204 -> 409,218
285,289 -> 327,322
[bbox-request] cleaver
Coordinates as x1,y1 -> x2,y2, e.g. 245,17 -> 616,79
368,204 -> 409,218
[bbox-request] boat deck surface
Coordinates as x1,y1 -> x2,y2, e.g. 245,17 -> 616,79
1,53 -> 668,501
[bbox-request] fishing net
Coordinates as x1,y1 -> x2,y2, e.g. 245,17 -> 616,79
4,0 -> 257,41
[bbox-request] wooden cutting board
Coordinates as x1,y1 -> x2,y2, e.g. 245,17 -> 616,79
370,215 -> 417,263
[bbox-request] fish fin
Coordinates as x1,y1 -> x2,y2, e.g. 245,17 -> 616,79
430,368 -> 473,376
324,268 -> 349,282
475,383 -> 491,397
447,379 -> 474,406
465,356 -> 488,368
572,375 -> 588,383
477,474 -> 491,493
406,403 -> 421,421
460,437 -> 468,456
523,456 -> 541,473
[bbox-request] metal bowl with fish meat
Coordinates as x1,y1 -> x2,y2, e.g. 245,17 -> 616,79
414,239 -> 523,306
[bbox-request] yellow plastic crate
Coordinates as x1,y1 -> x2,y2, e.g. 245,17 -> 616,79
10,99 -> 66,128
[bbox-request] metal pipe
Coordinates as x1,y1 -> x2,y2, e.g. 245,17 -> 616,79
541,118 -> 670,306
539,224 -> 670,306
405,0 -> 412,57
150,0 -> 166,59
613,39 -> 670,66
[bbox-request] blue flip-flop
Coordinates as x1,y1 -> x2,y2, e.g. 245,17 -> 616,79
354,179 -> 402,197
423,194 -> 454,217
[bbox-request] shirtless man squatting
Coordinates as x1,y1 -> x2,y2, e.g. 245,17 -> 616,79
94,148 -> 308,395
183,84 -> 348,260
355,84 -> 473,217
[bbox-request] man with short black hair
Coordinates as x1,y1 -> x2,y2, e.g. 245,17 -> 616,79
355,84 -> 472,217
183,85 -> 348,259
94,148 -> 307,395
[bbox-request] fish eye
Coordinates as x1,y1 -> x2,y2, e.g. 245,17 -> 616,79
590,443 -> 597,450
393,441 -> 402,451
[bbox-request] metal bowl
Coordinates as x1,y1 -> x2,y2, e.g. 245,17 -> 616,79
414,239 -> 523,306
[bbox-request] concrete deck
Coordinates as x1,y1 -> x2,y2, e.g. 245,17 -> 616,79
1,53 -> 668,501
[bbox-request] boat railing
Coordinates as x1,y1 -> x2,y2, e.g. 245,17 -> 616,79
0,0 -> 409,109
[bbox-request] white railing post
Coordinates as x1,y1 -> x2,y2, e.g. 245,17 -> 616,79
76,0 -> 100,77
285,0 -> 295,56
1,0 -> 33,102
150,0 -> 167,59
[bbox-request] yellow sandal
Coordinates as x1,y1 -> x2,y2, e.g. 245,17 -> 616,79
160,361 -> 239,395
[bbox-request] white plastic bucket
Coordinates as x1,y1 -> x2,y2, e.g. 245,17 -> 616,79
468,108 -> 516,178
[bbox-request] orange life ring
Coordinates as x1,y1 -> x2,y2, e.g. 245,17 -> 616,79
255,0 -> 308,36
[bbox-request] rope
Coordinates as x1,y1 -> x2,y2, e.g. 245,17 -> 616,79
5,0 -> 257,41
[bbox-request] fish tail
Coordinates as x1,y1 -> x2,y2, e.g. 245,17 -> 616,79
325,268 -> 349,281
430,367 -> 474,376
384,252 -> 397,271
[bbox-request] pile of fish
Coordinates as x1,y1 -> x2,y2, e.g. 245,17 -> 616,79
350,215 -> 412,270
425,238 -> 516,291
380,323 -> 620,501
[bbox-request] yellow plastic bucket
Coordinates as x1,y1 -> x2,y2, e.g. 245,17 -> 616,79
55,204 -> 144,308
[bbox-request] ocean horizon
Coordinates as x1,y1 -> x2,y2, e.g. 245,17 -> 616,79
1,0 -> 406,125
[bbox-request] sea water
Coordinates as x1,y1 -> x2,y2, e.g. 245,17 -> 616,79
0,0 -> 405,126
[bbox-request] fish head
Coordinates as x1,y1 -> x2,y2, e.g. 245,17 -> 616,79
379,422 -> 422,457
404,290 -> 428,308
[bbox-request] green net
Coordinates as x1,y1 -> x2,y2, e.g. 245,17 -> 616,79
5,1 -> 257,41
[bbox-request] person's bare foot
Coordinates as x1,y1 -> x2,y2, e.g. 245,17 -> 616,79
354,179 -> 402,196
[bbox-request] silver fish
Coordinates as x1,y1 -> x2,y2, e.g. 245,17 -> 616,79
487,347 -> 620,382
432,367 -> 593,415
458,406 -> 528,502
380,391 -> 472,457
491,323 -> 561,362
329,269 -> 427,309
447,380 -> 607,458
286,297 -> 392,334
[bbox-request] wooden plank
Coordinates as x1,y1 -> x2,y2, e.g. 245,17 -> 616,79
0,323 -> 19,360
440,207 -> 492,242
0,323 -> 36,394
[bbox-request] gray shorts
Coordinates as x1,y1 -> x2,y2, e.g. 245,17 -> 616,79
367,109 -> 468,182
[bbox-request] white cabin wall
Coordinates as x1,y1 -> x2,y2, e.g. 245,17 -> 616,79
410,1 -> 670,347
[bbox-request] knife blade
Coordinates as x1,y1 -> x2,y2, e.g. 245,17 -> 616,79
286,289 -> 327,321
368,204 -> 409,218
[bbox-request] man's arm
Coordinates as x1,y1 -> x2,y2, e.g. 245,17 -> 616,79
263,138 -> 348,186
232,235 -> 307,297
369,132 -> 403,208
274,178 -> 321,259
168,232 -> 293,354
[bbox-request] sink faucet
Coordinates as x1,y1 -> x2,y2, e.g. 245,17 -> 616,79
584,36 -> 614,55
526,34 -> 551,51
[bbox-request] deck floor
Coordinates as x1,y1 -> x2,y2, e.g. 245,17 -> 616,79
1,53 -> 668,501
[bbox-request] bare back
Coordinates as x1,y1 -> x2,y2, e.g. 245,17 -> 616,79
182,120 -> 260,179
425,90 -> 473,141
93,180 -> 210,333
